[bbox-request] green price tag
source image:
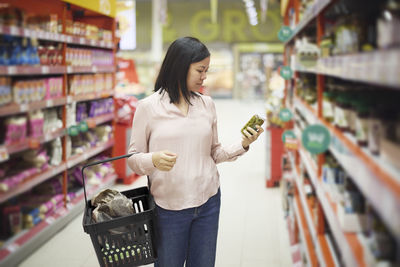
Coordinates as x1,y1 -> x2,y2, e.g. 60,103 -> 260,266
79,121 -> 89,132
68,125 -> 79,136
282,130 -> 296,143
302,124 -> 331,154
278,26 -> 292,42
280,66 -> 293,80
279,108 -> 293,122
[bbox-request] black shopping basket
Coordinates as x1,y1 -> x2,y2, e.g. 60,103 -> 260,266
82,153 -> 158,267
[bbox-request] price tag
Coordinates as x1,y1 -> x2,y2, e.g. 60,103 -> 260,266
29,138 -> 40,149
46,99 -> 54,107
10,26 -> 18,35
20,104 -> 28,112
0,146 -> 9,162
66,203 -> 73,210
23,29 -> 30,37
79,37 -> 85,44
87,118 -> 96,128
67,66 -> 72,73
6,243 -> 19,253
90,40 -> 96,46
7,66 -> 16,75
41,66 -> 49,74
67,95 -> 73,104
92,66 -> 98,73
59,207 -> 67,216
67,36 -> 72,42
46,216 -> 56,224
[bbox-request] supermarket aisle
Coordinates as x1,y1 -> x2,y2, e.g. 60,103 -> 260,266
18,99 -> 292,267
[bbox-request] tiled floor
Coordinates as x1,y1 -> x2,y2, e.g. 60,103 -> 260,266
18,99 -> 292,267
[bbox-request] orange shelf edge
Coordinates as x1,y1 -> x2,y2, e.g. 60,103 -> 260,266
294,195 -> 319,267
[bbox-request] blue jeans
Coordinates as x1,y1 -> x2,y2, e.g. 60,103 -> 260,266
154,189 -> 221,267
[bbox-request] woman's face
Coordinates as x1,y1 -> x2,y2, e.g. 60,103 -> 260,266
186,56 -> 210,92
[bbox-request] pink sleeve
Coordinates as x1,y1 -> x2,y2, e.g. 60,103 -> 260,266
209,98 -> 247,164
127,101 -> 157,175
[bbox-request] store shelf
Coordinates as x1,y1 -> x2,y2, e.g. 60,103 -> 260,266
299,147 -> 366,267
289,152 -> 337,267
294,95 -> 400,238
0,163 -> 67,204
66,139 -> 114,169
0,97 -> 67,117
88,112 -> 114,127
0,65 -> 66,76
68,90 -> 114,103
294,97 -> 318,125
285,0 -> 332,44
66,65 -> 115,74
325,122 -> 400,239
318,49 -> 400,88
0,128 -> 66,157
0,65 -> 115,76
0,25 -> 113,49
0,173 -> 117,267
293,194 -> 318,267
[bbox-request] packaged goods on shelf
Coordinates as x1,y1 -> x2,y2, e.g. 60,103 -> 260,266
68,156 -> 115,190
68,73 -> 113,95
2,115 -> 27,145
11,76 -> 62,104
0,148 -> 50,192
0,77 -> 12,106
377,0 -> 400,49
38,43 -> 62,66
68,124 -> 113,157
0,36 -> 41,66
66,47 -> 113,67
294,38 -> 320,69
65,20 -> 112,43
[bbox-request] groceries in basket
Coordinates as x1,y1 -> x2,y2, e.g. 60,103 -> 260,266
91,189 -> 136,234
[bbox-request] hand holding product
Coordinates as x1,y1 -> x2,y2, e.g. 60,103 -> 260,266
241,114 -> 265,149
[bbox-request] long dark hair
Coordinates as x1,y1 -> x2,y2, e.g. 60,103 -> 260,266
154,37 -> 210,104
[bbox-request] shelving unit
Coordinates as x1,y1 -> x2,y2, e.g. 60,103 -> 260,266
0,0 -> 118,265
281,0 -> 400,266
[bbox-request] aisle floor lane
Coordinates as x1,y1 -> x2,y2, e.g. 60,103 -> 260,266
18,99 -> 292,267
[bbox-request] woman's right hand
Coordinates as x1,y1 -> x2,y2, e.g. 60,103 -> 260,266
152,150 -> 177,171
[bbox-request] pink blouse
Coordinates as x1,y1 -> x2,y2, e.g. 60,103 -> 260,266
127,91 -> 247,210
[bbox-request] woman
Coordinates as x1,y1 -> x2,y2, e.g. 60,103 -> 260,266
127,36 -> 263,267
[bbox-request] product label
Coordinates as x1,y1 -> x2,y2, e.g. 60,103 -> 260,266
302,124 -> 331,154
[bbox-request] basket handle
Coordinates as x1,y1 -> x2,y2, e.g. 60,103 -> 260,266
81,152 -> 139,207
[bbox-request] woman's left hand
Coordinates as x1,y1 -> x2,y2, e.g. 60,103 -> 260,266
242,125 -> 264,150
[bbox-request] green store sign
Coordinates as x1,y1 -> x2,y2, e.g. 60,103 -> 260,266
302,124 -> 331,154
282,130 -> 296,143
68,125 -> 80,137
278,25 -> 292,42
279,108 -> 293,122
79,121 -> 89,132
280,66 -> 293,80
